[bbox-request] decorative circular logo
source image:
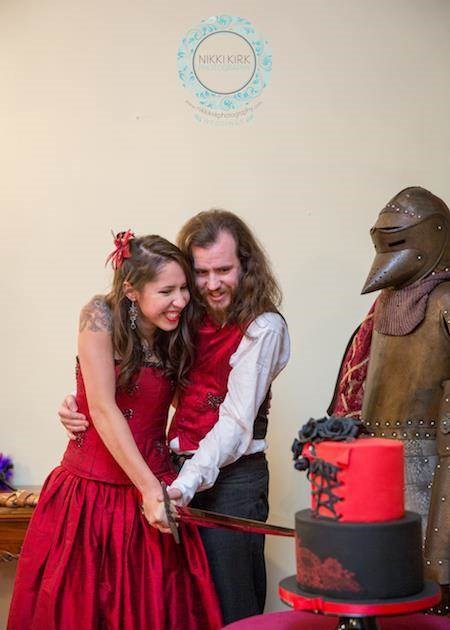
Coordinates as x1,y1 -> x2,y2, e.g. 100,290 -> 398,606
177,15 -> 272,112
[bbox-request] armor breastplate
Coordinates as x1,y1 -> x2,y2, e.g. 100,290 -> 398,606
362,283 -> 450,431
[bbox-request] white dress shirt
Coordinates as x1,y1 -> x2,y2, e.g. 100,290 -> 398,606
169,312 -> 290,504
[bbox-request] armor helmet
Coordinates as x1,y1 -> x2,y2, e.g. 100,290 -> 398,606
362,187 -> 450,294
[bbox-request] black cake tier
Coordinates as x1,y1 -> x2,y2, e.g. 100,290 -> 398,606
295,509 -> 423,600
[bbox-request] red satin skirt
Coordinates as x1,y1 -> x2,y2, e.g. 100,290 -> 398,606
8,466 -> 222,630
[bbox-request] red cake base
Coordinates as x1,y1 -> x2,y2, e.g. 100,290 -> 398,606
279,576 -> 441,616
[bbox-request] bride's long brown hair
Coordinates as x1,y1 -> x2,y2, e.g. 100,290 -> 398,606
105,234 -> 199,389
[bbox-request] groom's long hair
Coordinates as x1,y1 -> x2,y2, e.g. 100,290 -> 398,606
177,209 -> 282,326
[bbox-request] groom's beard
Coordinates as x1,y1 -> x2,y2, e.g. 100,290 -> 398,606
202,287 -> 237,325
206,302 -> 229,324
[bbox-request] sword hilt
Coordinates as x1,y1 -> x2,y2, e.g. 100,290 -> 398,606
161,481 -> 180,544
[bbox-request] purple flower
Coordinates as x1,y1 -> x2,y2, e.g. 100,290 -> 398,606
0,453 -> 15,491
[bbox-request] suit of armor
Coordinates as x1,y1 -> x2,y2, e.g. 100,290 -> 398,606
360,187 -> 449,592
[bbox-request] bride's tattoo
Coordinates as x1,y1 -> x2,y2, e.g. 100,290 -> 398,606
79,296 -> 112,332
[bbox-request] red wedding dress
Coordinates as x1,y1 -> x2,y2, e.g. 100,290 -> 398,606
8,361 -> 222,630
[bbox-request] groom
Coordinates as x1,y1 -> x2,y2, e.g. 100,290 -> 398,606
59,209 -> 290,624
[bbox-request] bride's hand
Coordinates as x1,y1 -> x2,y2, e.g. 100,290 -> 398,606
141,489 -> 173,534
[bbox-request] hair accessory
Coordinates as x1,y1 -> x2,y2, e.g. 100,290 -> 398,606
129,300 -> 138,330
105,230 -> 135,270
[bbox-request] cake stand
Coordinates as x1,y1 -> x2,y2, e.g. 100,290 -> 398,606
279,576 -> 441,629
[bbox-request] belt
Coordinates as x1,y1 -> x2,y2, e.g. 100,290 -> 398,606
170,450 -> 265,472
170,451 -> 194,470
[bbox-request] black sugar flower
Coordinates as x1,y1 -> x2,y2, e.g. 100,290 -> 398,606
292,416 -> 368,472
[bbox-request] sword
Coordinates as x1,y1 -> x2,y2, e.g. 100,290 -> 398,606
161,482 -> 180,544
161,483 -> 294,544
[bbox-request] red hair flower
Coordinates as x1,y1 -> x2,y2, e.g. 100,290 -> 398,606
105,230 -> 135,270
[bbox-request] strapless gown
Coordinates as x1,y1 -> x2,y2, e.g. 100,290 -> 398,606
8,361 -> 222,630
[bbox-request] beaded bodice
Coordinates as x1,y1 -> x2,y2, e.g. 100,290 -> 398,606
61,360 -> 175,484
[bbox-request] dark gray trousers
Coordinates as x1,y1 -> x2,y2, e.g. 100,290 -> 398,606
190,453 -> 269,626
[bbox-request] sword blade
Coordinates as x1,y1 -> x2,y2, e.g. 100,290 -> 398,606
161,482 -> 180,544
176,506 -> 294,538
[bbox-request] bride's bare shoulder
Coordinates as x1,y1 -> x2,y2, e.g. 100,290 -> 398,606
79,295 -> 112,333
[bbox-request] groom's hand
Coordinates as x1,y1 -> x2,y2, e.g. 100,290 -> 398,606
166,487 -> 182,501
157,486 -> 183,511
58,394 -> 89,439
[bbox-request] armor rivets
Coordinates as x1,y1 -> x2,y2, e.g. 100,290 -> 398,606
371,433 -> 375,437
444,312 -> 448,315
437,464 -> 441,469
395,421 -> 400,426
407,420 -> 412,425
438,225 -> 442,230
404,210 -> 408,214
446,446 -> 450,451
375,421 -> 380,426
428,484 -> 432,489
417,255 -> 422,260
418,215 -> 422,219
441,497 -> 445,501
446,268 -> 449,272
415,432 -> 420,437
381,432 -> 385,437
385,421 -> 390,426
425,433 -> 430,437
424,458 -> 428,463
396,208 -> 400,212
431,421 -> 435,425
434,527 -> 439,532
392,432 -> 397,437
419,420 -> 424,424
426,560 -> 431,565
403,433 -> 407,437
446,398 -> 449,402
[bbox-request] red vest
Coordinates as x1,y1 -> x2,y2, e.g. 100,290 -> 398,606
168,315 -> 245,451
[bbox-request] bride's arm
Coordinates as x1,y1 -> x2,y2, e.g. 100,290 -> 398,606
78,296 -> 170,532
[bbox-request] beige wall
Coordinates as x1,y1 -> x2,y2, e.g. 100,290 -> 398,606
1,0 -> 449,624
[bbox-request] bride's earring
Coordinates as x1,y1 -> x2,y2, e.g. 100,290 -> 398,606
129,300 -> 138,330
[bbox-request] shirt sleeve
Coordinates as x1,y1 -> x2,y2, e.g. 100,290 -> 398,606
169,313 -> 290,504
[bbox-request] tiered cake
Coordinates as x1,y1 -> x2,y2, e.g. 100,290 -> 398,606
292,418 -> 424,601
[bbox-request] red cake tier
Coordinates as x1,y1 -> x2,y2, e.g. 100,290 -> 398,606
303,437 -> 404,522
